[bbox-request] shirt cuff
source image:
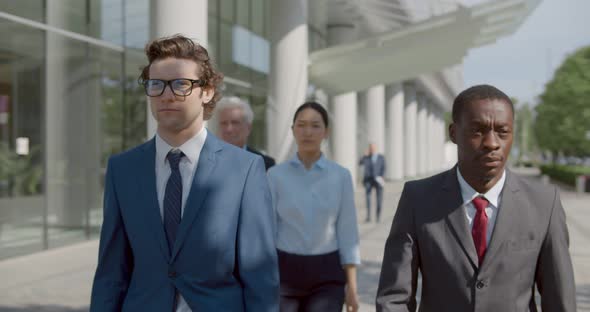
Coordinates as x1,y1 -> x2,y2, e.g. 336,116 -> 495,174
339,245 -> 361,265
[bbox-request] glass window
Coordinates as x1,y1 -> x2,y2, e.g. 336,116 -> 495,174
251,0 -> 264,35
39,0 -> 124,42
249,94 -> 268,151
0,0 -> 44,22
208,15 -> 219,62
0,18 -> 45,259
220,0 -> 234,23
236,0 -> 249,28
0,0 -> 146,260
121,51 -> 148,149
124,0 -> 149,49
43,32 -> 109,249
219,21 -> 235,74
208,0 -> 217,14
100,0 -> 125,45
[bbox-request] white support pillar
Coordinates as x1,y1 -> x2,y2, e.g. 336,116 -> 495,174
356,93 -> 368,160
267,0 -> 308,161
366,85 -> 385,155
385,84 -> 404,180
427,100 -> 436,173
45,1 -> 101,227
150,0 -> 207,41
314,89 -> 331,158
403,82 -> 417,178
332,93 -> 358,184
327,22 -> 358,183
149,0 -> 208,137
439,108 -> 450,170
416,92 -> 428,176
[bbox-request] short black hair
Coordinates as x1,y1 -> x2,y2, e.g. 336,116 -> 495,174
293,101 -> 329,128
452,85 -> 514,123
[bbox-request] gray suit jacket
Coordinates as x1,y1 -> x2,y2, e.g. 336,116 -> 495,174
376,168 -> 576,312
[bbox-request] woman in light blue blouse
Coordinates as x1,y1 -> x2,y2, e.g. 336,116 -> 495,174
268,102 -> 361,312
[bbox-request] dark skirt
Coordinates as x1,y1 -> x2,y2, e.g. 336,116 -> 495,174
277,249 -> 346,312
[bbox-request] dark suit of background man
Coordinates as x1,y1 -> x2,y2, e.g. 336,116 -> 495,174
359,143 -> 386,222
90,35 -> 279,312
216,96 -> 276,171
376,84 -> 576,311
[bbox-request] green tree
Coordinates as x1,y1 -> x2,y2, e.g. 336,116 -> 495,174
534,45 -> 590,157
513,99 -> 536,163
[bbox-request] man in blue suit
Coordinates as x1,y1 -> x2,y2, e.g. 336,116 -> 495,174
90,34 -> 279,311
359,143 -> 386,222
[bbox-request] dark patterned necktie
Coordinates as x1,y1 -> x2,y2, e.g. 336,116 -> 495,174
164,149 -> 184,255
472,196 -> 489,265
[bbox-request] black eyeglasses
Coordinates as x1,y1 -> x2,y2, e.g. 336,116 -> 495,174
141,78 -> 205,97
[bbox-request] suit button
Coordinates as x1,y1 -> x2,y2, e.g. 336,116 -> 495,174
476,280 -> 485,289
168,270 -> 177,278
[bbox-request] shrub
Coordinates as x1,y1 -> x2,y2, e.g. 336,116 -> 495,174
540,164 -> 590,186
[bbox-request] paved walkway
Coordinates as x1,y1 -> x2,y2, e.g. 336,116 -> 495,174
0,168 -> 588,311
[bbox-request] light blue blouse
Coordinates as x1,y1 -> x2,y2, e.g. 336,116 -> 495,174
267,154 -> 361,265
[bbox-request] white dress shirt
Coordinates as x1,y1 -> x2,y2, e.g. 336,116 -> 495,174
456,168 -> 506,245
267,154 -> 361,265
154,127 -> 207,312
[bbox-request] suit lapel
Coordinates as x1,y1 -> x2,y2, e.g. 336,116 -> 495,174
481,170 -> 521,272
137,138 -> 171,260
442,168 -> 479,269
171,133 -> 221,261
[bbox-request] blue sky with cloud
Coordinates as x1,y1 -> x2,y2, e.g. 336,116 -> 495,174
462,0 -> 590,105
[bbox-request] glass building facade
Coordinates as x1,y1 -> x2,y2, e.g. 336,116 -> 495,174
208,0 -> 270,149
0,0 -> 270,259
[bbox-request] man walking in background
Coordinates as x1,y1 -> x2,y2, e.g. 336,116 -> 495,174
359,143 -> 386,222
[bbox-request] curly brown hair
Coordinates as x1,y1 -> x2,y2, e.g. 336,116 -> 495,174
139,34 -> 224,120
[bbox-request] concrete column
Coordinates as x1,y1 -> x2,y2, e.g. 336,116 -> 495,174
332,93 -> 358,184
416,92 -> 428,176
148,0 -> 208,137
327,22 -> 359,183
403,82 -> 417,178
365,85 -> 385,154
45,2 -> 101,228
314,89 -> 331,159
267,0 -> 308,161
427,101 -> 436,173
150,0 -> 207,41
356,93 -> 368,160
385,84 -> 404,180
439,109 -> 449,170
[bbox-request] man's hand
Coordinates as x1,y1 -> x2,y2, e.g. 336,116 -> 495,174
345,284 -> 359,312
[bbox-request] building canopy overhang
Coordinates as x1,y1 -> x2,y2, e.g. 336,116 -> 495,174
309,0 -> 540,96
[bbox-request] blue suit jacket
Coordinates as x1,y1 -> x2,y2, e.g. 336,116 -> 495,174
359,154 -> 386,181
90,132 -> 279,311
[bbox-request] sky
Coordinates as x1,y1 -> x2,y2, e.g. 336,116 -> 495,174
462,0 -> 590,106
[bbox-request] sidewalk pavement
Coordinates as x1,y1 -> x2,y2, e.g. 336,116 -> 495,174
0,168 -> 588,311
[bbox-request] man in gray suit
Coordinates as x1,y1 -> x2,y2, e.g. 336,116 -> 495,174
376,85 -> 576,311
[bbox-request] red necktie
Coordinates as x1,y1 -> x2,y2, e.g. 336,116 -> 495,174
471,196 -> 489,265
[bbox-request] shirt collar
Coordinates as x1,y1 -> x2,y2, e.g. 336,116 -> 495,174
456,167 -> 506,208
155,127 -> 207,166
289,153 -> 327,170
